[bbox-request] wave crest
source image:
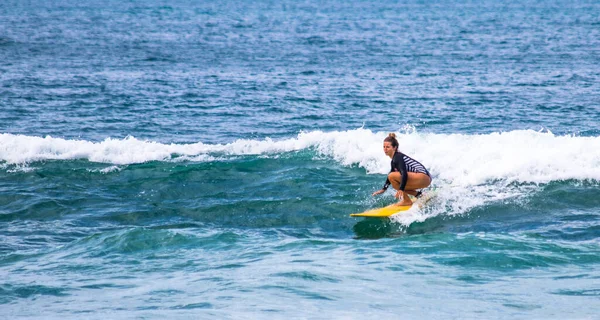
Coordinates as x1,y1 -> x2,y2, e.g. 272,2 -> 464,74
2,129 -> 600,185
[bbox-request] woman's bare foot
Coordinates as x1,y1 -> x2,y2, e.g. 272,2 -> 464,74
394,190 -> 413,206
395,198 -> 413,206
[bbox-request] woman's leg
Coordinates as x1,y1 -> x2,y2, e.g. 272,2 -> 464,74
387,172 -> 431,205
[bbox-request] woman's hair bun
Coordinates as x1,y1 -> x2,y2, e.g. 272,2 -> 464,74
384,132 -> 399,148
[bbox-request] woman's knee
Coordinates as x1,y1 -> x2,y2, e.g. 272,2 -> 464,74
388,172 -> 401,181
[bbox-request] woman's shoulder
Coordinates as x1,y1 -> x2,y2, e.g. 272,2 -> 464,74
393,151 -> 406,161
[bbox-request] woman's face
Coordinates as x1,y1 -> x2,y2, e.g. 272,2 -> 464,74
383,141 -> 396,158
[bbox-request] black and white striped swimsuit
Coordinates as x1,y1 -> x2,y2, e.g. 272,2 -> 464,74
382,152 -> 430,191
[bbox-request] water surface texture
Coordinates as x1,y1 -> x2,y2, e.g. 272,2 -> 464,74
1,0 -> 599,319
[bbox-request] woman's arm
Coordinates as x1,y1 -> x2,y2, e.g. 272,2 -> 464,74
394,153 -> 408,191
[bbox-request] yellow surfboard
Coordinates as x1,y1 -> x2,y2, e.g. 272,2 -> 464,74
350,191 -> 437,218
350,203 -> 412,218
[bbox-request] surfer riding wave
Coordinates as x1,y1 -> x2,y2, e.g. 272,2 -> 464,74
372,133 -> 432,206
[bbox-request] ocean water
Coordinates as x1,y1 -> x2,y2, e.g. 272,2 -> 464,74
1,0 -> 600,318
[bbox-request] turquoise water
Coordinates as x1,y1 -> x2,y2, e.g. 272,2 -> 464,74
1,0 -> 600,318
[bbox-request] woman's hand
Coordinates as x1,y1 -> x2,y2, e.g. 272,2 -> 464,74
395,190 -> 402,199
372,189 -> 386,196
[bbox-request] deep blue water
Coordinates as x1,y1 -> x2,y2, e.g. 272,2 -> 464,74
1,0 -> 599,318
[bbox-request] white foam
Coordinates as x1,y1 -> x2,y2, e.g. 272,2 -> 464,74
2,129 -> 600,183
87,165 -> 124,174
308,128 -> 600,185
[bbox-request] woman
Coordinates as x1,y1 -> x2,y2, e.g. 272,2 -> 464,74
372,133 -> 432,206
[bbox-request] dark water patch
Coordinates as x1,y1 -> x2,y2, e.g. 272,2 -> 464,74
434,252 -> 562,270
148,289 -> 186,296
215,263 -> 245,269
148,222 -> 204,230
304,36 -> 327,46
552,289 -> 600,297
273,239 -> 338,251
0,192 -> 120,223
78,157 -> 363,230
300,70 -> 317,75
528,226 -> 600,242
176,198 -> 330,228
529,181 -> 600,209
272,271 -> 340,283
71,228 -> 245,257
0,252 -> 46,267
290,259 -> 314,263
0,36 -> 16,46
171,302 -> 213,309
137,305 -> 160,311
284,95 -> 323,103
263,105 -> 294,114
142,55 -> 177,63
237,250 -> 273,261
454,274 -> 492,285
567,73 -> 595,83
290,114 -> 326,121
0,284 -> 70,302
261,308 -> 283,313
352,218 -> 404,239
257,285 -> 335,301
431,241 -> 600,270
552,273 -> 590,280
1,199 -> 74,221
534,104 -> 561,111
373,231 -> 600,272
80,283 -> 136,290
0,157 -> 342,226
560,214 -> 599,222
502,303 -> 542,311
